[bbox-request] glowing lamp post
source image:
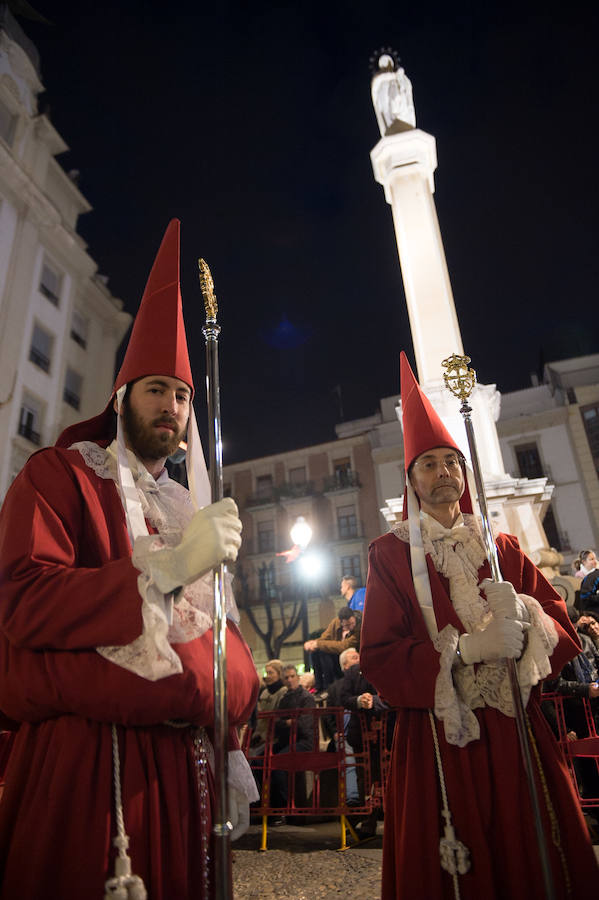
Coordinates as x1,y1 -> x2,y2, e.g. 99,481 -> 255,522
290,517 -> 317,668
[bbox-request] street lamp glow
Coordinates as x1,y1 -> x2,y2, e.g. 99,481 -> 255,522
290,516 -> 312,550
298,550 -> 325,581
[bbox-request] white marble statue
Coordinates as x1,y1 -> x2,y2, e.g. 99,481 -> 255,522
371,53 -> 416,136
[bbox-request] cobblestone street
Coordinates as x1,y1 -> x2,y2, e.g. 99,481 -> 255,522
232,821 -> 383,899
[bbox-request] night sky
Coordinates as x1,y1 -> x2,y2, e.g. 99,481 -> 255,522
19,1 -> 599,463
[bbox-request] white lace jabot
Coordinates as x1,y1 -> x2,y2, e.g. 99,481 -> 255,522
72,440 -> 239,682
393,512 -> 558,747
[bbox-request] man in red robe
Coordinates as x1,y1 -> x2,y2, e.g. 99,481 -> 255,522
0,221 -> 259,899
360,352 -> 598,899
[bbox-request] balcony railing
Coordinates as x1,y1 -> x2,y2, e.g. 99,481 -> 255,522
63,389 -> 80,410
323,470 -> 361,492
39,283 -> 59,306
29,347 -> 50,372
244,472 -> 361,508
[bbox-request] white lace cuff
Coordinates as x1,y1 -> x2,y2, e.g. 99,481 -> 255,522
229,749 -> 260,803
433,625 -> 483,748
97,574 -> 183,680
514,593 -> 558,704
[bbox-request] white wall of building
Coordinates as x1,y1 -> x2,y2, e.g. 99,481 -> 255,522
0,17 -> 131,500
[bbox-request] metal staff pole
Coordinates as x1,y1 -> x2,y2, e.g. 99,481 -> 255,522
441,353 -> 556,900
199,259 -> 232,900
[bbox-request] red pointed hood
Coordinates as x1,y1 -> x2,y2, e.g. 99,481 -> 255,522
56,219 -> 192,448
400,351 -> 472,517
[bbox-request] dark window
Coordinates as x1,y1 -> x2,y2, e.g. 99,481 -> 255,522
289,466 -> 306,485
337,503 -> 358,539
256,474 -> 273,499
257,520 -> 275,553
514,443 -> 544,479
543,505 -> 561,551
332,457 -> 353,487
63,368 -> 82,410
258,561 -> 277,599
18,398 -> 42,445
340,555 -> 361,580
0,99 -> 16,145
39,262 -> 62,306
581,405 -> 599,476
70,310 -> 88,349
29,324 -> 53,373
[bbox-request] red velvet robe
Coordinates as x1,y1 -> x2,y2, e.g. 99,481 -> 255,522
361,531 -> 598,899
0,447 -> 259,899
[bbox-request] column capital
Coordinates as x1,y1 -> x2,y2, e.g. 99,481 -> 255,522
370,129 -> 437,201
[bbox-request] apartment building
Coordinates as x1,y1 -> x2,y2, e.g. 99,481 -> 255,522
0,9 -> 130,499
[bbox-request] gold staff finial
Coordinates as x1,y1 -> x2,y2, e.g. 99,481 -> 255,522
198,258 -> 218,321
442,353 -> 477,403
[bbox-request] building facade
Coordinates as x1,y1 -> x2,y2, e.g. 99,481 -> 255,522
224,433 -> 381,672
0,10 -> 131,500
497,354 -> 599,568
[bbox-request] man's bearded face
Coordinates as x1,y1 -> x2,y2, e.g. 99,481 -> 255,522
122,376 -> 190,461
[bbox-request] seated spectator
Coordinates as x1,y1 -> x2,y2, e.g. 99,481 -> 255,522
575,549 -> 597,580
340,575 -> 366,613
250,659 -> 288,755
299,672 -> 316,693
578,612 -> 599,646
580,553 -> 599,617
340,650 -> 393,838
304,606 -> 362,696
543,607 -> 599,798
322,648 -> 362,805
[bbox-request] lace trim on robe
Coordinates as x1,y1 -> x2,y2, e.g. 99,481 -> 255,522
392,514 -> 558,746
71,440 -> 239,682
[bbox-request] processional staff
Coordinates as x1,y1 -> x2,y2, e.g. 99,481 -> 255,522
441,352 -> 556,900
199,259 -> 233,900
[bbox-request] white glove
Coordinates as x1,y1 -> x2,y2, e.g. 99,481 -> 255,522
147,497 -> 242,593
458,617 -> 528,664
229,786 -> 250,841
482,579 -> 530,623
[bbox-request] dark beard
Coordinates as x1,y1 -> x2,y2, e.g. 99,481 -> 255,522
122,401 -> 184,460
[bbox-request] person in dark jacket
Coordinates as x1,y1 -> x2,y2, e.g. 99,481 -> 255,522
304,607 -> 362,695
269,666 -> 317,814
580,563 -> 599,619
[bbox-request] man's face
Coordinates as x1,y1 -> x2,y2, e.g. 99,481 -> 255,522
341,615 -> 357,631
343,650 -> 360,670
340,578 -> 352,599
284,669 -> 300,690
409,447 -> 464,511
122,375 -> 191,461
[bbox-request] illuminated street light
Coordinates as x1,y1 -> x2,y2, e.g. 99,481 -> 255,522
298,550 -> 325,581
290,515 -> 312,550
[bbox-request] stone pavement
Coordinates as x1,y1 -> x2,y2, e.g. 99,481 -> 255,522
232,819 -> 383,900
232,816 -> 599,899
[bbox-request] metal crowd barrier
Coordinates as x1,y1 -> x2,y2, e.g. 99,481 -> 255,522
541,691 -> 599,809
242,706 -> 391,850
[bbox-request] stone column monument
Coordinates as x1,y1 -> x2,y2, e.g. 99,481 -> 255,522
369,53 -> 559,573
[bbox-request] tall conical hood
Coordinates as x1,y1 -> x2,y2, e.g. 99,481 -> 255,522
114,219 -> 193,393
400,351 -> 472,516
56,219 -> 192,448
